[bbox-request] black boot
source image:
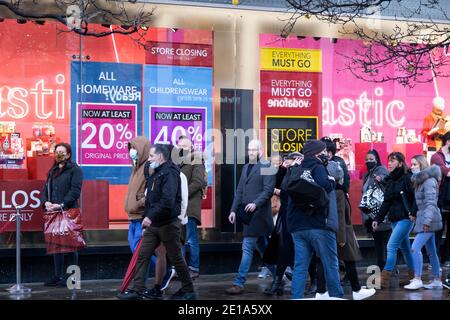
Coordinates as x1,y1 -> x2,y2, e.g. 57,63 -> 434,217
263,275 -> 285,296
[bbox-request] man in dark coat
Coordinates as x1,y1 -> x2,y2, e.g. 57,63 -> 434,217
118,144 -> 195,300
225,139 -> 276,295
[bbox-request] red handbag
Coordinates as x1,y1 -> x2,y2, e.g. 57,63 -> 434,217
43,208 -> 87,254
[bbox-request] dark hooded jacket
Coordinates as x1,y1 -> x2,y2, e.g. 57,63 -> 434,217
143,160 -> 182,227
124,136 -> 151,220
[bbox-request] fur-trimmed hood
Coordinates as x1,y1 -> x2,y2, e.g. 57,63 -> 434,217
411,165 -> 441,186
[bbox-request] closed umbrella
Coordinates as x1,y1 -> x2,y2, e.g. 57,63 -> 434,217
120,239 -> 143,293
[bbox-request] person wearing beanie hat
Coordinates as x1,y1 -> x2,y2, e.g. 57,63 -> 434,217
302,140 -> 327,158
327,161 -> 344,186
321,137 -> 351,194
286,139 -> 344,299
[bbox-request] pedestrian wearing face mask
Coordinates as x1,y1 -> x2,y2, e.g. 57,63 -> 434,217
119,144 -> 196,300
404,156 -> 443,290
361,150 -> 391,270
124,137 -> 172,294
372,152 -> 417,289
125,137 -> 151,252
42,142 -> 83,286
287,139 -> 344,299
175,136 -> 206,279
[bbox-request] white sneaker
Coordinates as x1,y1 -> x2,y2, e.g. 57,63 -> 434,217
404,278 -> 423,290
423,280 -> 443,289
352,288 -> 376,300
444,261 -> 450,268
315,291 -> 330,299
258,266 -> 271,279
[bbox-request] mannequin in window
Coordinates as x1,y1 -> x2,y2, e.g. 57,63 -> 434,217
421,97 -> 448,150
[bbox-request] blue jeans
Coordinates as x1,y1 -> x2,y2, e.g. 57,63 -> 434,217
384,219 -> 414,272
182,217 -> 200,272
291,229 -> 344,299
128,220 -> 143,253
411,232 -> 441,278
233,237 -> 274,288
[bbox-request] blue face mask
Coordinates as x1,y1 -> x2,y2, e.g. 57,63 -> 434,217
150,161 -> 160,170
129,149 -> 138,161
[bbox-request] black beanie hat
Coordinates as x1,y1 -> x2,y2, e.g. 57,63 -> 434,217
302,140 -> 327,157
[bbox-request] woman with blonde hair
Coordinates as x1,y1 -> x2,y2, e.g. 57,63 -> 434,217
404,155 -> 443,290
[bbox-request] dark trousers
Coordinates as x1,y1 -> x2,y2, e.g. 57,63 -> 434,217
54,252 -> 78,278
317,259 -> 361,293
435,211 -> 450,262
274,208 -> 295,277
129,220 -> 193,293
372,230 -> 391,270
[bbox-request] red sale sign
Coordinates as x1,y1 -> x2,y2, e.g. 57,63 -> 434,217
0,180 -> 45,232
260,71 -> 322,122
76,103 -> 137,166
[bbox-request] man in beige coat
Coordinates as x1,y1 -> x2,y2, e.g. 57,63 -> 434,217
125,136 -> 151,252
177,136 -> 206,279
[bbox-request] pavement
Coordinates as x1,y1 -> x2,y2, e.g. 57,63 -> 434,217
1,267 -> 449,300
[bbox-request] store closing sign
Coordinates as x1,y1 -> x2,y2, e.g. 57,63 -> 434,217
266,116 -> 318,157
145,42 -> 213,67
0,180 -> 44,232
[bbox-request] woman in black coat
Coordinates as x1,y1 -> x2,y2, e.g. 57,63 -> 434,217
41,142 -> 83,286
373,152 -> 416,289
263,152 -> 304,296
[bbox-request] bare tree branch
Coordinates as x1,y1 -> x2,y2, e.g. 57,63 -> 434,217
0,0 -> 153,41
284,0 -> 450,87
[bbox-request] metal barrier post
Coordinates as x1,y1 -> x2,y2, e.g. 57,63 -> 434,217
8,206 -> 32,296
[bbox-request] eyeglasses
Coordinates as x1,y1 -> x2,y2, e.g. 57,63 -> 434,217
55,151 -> 67,155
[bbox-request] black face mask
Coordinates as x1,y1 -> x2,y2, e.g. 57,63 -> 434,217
318,154 -> 329,166
366,161 -> 377,170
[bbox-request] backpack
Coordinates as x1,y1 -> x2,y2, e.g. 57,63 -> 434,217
286,165 -> 330,215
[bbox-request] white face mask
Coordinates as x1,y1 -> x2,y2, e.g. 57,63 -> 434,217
150,161 -> 160,170
411,167 -> 420,174
129,149 -> 138,161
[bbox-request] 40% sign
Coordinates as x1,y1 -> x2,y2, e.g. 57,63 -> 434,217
154,125 -> 203,146
81,122 -> 133,150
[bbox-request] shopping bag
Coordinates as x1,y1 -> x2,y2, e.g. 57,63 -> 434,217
43,208 -> 87,254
